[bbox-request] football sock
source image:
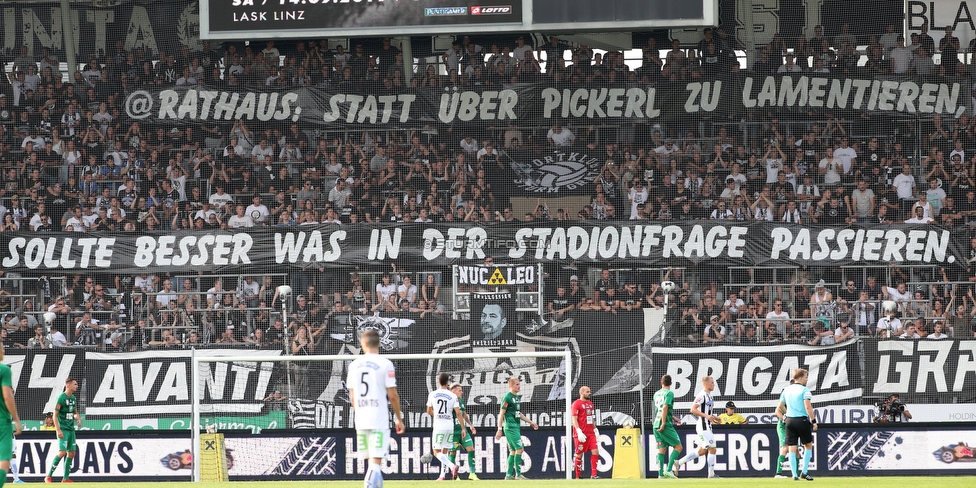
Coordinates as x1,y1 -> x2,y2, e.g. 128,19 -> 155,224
788,451 -> 798,478
63,456 -> 72,480
590,453 -> 598,475
667,450 -> 681,472
436,453 -> 455,471
1,467 -> 7,487
506,455 -> 516,477
575,455 -> 583,478
363,464 -> 374,488
678,450 -> 698,465
802,448 -> 812,474
10,458 -> 19,481
449,452 -> 457,465
513,453 -> 522,476
657,453 -> 666,476
48,455 -> 62,477
706,453 -> 716,475
467,451 -> 475,474
365,463 -> 383,488
776,454 -> 785,474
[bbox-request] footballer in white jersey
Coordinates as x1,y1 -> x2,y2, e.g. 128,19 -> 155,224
348,332 -> 402,459
427,387 -> 459,449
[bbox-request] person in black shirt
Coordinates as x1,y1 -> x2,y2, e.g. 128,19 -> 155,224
548,286 -> 573,320
617,282 -> 643,311
266,318 -> 286,347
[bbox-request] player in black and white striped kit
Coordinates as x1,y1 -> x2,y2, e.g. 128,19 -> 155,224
676,376 -> 721,478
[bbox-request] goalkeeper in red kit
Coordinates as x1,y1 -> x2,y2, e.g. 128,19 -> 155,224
571,385 -> 600,479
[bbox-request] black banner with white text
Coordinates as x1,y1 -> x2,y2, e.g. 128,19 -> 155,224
650,341 -> 864,410
0,222 -> 965,274
122,75 -> 970,127
864,339 -> 976,402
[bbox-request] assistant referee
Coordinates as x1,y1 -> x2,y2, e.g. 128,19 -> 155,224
776,368 -> 816,481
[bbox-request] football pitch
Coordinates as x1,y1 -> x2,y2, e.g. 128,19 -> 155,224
35,477 -> 976,488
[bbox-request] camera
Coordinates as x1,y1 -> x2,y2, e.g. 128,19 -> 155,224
874,396 -> 907,422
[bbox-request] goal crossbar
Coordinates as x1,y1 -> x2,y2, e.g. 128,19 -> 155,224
190,349 -> 574,481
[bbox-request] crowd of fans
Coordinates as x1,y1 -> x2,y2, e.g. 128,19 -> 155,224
1,22 -> 975,350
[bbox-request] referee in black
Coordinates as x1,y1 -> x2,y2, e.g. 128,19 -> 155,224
776,368 -> 816,481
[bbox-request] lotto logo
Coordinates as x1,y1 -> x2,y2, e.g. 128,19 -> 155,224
471,5 -> 512,15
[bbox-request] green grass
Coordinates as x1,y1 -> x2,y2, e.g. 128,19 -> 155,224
35,478 -> 976,488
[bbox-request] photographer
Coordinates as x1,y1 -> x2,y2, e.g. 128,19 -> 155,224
875,394 -> 912,422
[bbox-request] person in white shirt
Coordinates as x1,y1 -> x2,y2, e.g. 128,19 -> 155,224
889,36 -> 913,74
795,175 -> 821,213
883,282 -> 914,313
459,135 -> 478,156
397,276 -> 418,307
710,201 -> 734,220
64,207 -> 86,232
209,185 -> 235,208
752,194 -> 775,221
765,300 -> 791,335
764,144 -> 786,184
547,124 -> 576,147
818,147 -> 842,186
250,139 -> 274,165
892,164 -> 917,216
48,324 -> 68,347
833,138 -> 857,178
876,314 -> 903,338
928,321 -> 950,339
245,195 -> 271,225
628,180 -> 648,220
227,205 -> 254,228
904,206 -> 934,224
347,330 -> 405,488
834,320 -> 855,342
155,280 -> 178,309
194,202 -> 216,222
80,206 -> 98,228
237,276 -> 261,307
898,322 -> 921,339
910,190 -> 935,221
426,372 -> 465,481
374,275 -> 397,311
675,376 -> 720,478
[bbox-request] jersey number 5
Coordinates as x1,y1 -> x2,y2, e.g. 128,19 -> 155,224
360,372 -> 370,396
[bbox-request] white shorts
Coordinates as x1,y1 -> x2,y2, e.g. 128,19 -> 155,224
356,429 -> 391,459
695,430 -> 716,449
432,430 -> 455,450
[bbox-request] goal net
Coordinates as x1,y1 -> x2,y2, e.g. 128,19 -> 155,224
190,350 -> 574,481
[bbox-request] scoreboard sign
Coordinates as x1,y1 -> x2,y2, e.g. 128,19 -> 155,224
202,0 -> 524,40
201,0 -> 717,39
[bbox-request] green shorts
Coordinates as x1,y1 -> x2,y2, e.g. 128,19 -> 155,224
452,429 -> 474,451
654,424 -> 681,449
58,430 -> 77,452
777,420 -> 786,446
0,426 -> 11,462
503,425 -> 523,450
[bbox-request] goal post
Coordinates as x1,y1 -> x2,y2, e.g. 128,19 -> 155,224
190,349 -> 574,482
